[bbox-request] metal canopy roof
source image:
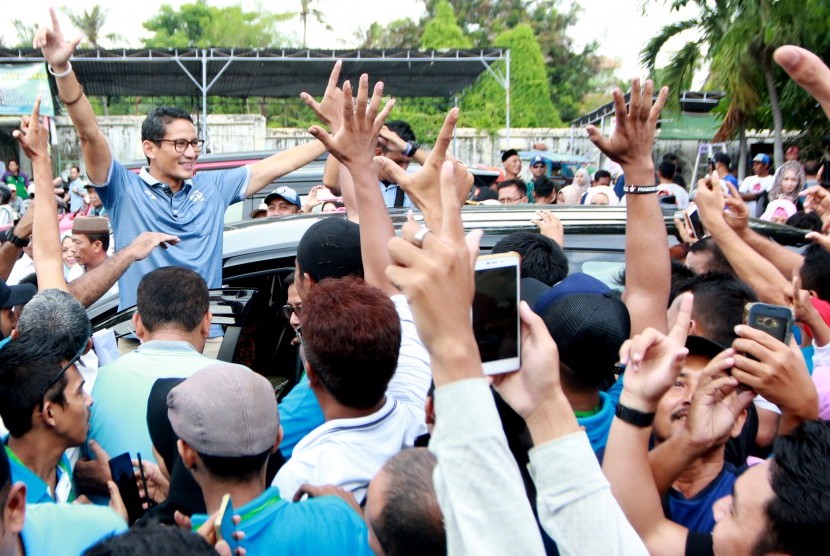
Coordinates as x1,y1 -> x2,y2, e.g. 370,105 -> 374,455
570,90 -> 725,128
0,47 -> 506,98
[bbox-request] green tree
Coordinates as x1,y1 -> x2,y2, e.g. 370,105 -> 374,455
460,24 -> 561,130
297,0 -> 332,48
11,20 -> 37,48
421,0 -> 472,49
355,19 -> 422,49
62,5 -> 118,48
143,0 -> 290,48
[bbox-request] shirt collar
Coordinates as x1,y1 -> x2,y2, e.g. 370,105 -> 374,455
139,167 -> 193,193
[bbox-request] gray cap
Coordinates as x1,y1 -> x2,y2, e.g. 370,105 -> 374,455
167,362 -> 279,457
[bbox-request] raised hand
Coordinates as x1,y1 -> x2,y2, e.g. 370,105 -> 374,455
12,96 -> 49,160
533,210 -> 564,246
723,182 -> 750,232
585,79 -> 668,169
375,108 -> 472,234
125,232 -> 180,261
693,171 -> 727,227
801,186 -> 830,233
617,293 -> 693,411
681,350 -> 755,451
308,74 -> 394,169
300,60 -> 344,134
32,8 -> 82,71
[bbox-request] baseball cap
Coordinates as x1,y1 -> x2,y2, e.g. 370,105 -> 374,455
752,153 -> 770,165
520,277 -> 549,309
264,186 -> 301,207
501,149 -> 519,162
534,273 -> 630,390
531,155 -> 546,167
685,335 -> 727,360
167,363 -> 279,457
296,217 -> 363,282
0,278 -> 36,309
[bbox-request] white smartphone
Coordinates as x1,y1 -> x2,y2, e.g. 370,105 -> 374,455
473,252 -> 522,375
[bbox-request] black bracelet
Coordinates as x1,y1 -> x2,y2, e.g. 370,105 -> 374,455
623,184 -> 660,195
405,142 -> 420,157
4,228 -> 28,248
615,403 -> 655,427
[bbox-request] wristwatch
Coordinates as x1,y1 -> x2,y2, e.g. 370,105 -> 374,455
4,228 -> 28,248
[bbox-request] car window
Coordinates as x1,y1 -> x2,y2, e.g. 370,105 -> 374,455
581,261 -> 626,290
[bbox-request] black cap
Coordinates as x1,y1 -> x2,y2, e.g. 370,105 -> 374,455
685,335 -> 727,360
296,218 -> 364,282
0,278 -> 36,309
501,149 -> 519,163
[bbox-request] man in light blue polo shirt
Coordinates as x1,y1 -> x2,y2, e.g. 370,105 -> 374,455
38,15 -> 342,325
170,363 -> 371,555
0,446 -> 127,555
89,267 -> 219,466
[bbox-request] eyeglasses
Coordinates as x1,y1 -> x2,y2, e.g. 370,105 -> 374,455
39,351 -> 85,403
499,197 -> 523,204
153,138 -> 205,153
282,303 -> 302,320
532,164 -> 546,168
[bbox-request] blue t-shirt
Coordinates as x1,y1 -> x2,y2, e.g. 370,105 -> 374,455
4,443 -> 74,504
94,162 -> 249,312
89,341 -> 219,465
278,374 -> 325,459
191,487 -> 372,555
22,503 -> 127,553
666,462 -> 741,533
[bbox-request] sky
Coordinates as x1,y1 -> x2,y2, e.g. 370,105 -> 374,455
4,0 -> 702,83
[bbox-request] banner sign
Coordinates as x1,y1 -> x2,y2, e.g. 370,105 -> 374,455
0,63 -> 55,117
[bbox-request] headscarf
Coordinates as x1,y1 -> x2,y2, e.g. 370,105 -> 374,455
769,161 -> 805,204
760,199 -> 797,222
584,185 -> 620,206
559,169 -> 591,204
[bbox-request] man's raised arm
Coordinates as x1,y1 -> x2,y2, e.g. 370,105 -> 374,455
13,96 -> 67,292
586,81 -> 670,335
245,61 -> 344,197
34,8 -> 111,185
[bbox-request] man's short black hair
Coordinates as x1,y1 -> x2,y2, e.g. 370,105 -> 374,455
593,170 -> 612,181
198,450 -> 271,483
372,449 -> 446,556
800,243 -> 830,301
492,232 -> 568,286
84,520 -> 217,555
384,120 -> 416,143
687,237 -> 734,276
785,211 -> 822,232
0,340 -> 68,437
658,161 -> 676,180
533,178 -> 556,199
496,179 -> 527,196
70,165 -> 81,173
752,420 -> 830,555
671,273 -> 758,346
303,276 -> 400,409
78,231 -> 110,253
137,267 -> 209,333
141,107 -> 193,143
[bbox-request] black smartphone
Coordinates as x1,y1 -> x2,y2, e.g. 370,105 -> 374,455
744,302 -> 794,345
108,452 -> 144,525
472,252 -> 521,375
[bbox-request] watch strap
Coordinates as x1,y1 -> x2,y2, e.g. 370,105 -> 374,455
615,403 -> 655,427
4,228 -> 27,248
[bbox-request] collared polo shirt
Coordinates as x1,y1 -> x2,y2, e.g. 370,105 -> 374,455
379,181 -> 413,208
93,160 -> 249,312
89,340 -> 219,464
22,503 -> 127,553
4,442 -> 75,503
191,487 -> 372,555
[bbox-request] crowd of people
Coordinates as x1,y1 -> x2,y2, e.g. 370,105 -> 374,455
1,7 -> 830,556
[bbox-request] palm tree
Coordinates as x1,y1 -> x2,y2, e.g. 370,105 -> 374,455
62,5 -> 119,115
641,0 -> 800,167
12,20 -> 38,48
298,0 -> 332,48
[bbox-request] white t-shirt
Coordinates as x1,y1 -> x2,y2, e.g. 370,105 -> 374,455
273,295 -> 430,502
656,183 -> 690,209
739,174 -> 774,217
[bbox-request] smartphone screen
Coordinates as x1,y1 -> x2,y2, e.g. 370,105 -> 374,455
746,303 -> 793,344
472,253 -> 521,375
686,206 -> 706,240
214,494 -> 240,553
108,452 -> 144,525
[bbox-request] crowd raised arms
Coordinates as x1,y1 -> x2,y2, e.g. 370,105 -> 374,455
1,6 -> 830,555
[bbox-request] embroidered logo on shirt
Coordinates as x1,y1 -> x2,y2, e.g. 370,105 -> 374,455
189,190 -> 205,203
144,189 -> 158,201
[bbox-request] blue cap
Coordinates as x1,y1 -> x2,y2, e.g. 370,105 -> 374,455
752,153 -> 770,165
531,155 -> 546,167
533,272 -> 609,313
264,186 -> 301,207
